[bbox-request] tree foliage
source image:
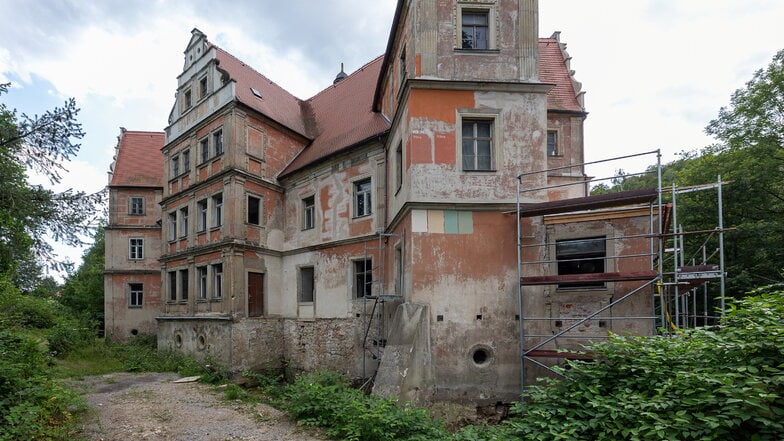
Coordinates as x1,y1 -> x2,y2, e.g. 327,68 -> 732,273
59,226 -> 105,325
0,82 -> 104,274
591,51 -> 784,295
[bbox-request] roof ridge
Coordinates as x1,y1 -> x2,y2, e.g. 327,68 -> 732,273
306,54 -> 385,103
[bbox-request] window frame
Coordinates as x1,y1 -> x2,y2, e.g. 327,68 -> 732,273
182,88 -> 192,111
547,129 -> 560,157
353,177 -> 372,218
461,10 -> 489,50
171,154 -> 180,177
198,75 -> 208,100
212,263 -> 223,299
168,211 -> 177,242
298,266 -> 315,303
456,4 -> 496,51
182,148 -> 191,172
302,195 -> 315,230
197,266 -> 208,300
395,142 -> 403,193
179,206 -> 189,238
168,271 -> 177,302
129,196 -> 145,215
457,110 -> 501,173
212,193 -> 223,228
129,283 -> 144,308
199,137 -> 210,164
555,236 -> 607,289
129,237 -> 144,260
213,130 -> 224,157
247,194 -> 262,226
197,199 -> 208,232
353,258 -> 373,299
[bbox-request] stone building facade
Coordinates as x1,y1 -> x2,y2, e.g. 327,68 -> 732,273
106,0 -> 661,403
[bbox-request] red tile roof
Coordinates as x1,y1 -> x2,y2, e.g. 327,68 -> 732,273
214,47 -> 311,138
109,130 -> 165,187
539,38 -> 585,113
280,56 -> 390,177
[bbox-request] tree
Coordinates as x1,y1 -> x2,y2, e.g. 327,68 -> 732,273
0,83 -> 104,275
59,226 -> 105,325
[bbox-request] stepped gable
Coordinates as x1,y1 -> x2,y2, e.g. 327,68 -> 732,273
109,130 -> 165,187
214,46 -> 311,138
539,36 -> 585,113
279,56 -> 390,177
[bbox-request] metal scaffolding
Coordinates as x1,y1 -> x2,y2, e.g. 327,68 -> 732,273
515,151 -> 728,392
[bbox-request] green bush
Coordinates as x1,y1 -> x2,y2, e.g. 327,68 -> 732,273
280,371 -> 448,441
0,330 -> 84,440
468,288 -> 784,441
46,316 -> 95,356
0,276 -> 60,329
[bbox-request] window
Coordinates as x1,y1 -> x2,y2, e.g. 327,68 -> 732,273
212,263 -> 223,299
354,178 -> 372,217
299,267 -> 315,303
213,130 -> 223,156
182,149 -> 191,172
212,193 -> 223,227
197,199 -> 207,232
180,269 -> 189,301
168,271 -> 177,301
395,142 -> 403,192
556,237 -> 606,288
395,245 -> 403,296
171,154 -> 180,177
547,130 -> 559,156
200,137 -> 209,163
129,197 -> 144,215
247,195 -> 261,225
198,266 -> 208,300
129,283 -> 143,307
302,196 -> 315,230
168,212 -> 177,241
179,207 -> 189,237
183,88 -> 192,110
129,238 -> 144,260
354,259 -> 373,298
199,76 -> 208,99
461,11 -> 489,49
462,119 -> 493,171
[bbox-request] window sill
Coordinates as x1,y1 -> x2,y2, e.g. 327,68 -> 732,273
298,301 -> 314,305
301,226 -> 315,231
128,305 -> 143,309
462,169 -> 497,174
211,298 -> 223,302
454,48 -> 500,54
352,214 -> 372,220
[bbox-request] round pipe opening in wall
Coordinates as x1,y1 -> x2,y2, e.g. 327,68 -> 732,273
197,334 -> 206,351
470,344 -> 493,367
174,332 -> 183,348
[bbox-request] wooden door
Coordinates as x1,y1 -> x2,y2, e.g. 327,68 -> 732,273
248,272 -> 264,317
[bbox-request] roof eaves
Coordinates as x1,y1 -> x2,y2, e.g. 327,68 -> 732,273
373,0 -> 405,112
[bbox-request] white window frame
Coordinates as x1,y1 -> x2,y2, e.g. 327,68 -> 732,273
547,129 -> 560,157
212,193 -> 223,228
198,266 -> 208,300
129,196 -> 145,215
212,263 -> 223,299
129,238 -> 144,260
129,283 -> 143,308
179,206 -> 189,238
302,195 -> 315,230
353,177 -> 372,218
456,109 -> 501,173
197,199 -> 208,232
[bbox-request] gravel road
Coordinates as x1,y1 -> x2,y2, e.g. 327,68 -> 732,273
72,372 -> 326,441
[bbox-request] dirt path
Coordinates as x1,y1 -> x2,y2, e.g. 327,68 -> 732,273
71,372 -> 326,441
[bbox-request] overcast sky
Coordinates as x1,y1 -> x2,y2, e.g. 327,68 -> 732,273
1,0 -> 783,275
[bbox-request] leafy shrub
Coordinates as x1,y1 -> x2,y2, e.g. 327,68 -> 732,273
280,371 -> 448,441
467,288 -> 784,441
0,276 -> 59,329
46,316 -> 95,356
0,330 -> 84,440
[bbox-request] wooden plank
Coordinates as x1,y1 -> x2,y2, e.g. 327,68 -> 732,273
521,270 -> 658,285
519,188 -> 658,217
